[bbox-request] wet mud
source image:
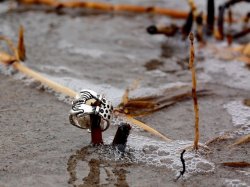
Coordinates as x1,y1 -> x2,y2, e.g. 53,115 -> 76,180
0,1 -> 250,187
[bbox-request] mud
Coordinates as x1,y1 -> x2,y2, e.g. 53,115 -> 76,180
0,0 -> 250,187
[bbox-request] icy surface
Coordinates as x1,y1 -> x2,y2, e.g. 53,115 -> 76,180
223,179 -> 249,187
100,135 -> 214,178
199,59 -> 250,91
224,101 -> 250,136
224,101 -> 250,127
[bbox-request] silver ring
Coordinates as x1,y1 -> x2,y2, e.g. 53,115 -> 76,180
69,89 -> 113,131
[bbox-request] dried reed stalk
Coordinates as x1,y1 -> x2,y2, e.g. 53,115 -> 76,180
13,62 -> 77,97
18,0 -> 188,19
189,33 -> 200,150
229,134 -> 250,147
126,115 -> 171,142
222,162 -> 250,168
121,88 -> 210,117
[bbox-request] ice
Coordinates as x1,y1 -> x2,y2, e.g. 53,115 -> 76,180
100,135 -> 215,178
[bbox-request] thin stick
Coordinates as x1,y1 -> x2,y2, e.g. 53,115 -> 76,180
189,33 -> 199,150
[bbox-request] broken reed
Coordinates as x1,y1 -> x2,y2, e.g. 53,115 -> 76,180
189,33 -> 200,150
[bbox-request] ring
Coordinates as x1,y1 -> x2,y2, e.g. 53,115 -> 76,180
69,89 -> 113,131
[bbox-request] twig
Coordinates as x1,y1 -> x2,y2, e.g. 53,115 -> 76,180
175,149 -> 186,181
189,33 -> 199,150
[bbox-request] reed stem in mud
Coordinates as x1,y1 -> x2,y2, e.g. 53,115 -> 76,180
189,33 -> 199,150
90,114 -> 103,145
112,123 -> 131,152
206,0 -> 215,35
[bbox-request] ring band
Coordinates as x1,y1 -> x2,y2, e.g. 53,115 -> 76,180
69,89 -> 113,131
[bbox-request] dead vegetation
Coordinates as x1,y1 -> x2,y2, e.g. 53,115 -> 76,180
17,0 -> 188,19
188,33 -> 200,150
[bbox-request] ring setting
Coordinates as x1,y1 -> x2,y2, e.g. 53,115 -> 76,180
69,89 -> 113,131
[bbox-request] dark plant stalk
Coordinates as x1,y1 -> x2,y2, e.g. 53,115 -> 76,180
206,0 -> 214,35
196,12 -> 204,42
182,11 -> 193,39
112,123 -> 131,152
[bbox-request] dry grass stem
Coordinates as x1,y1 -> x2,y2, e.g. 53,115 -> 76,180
189,33 -> 200,150
120,87 -> 210,117
126,115 -> 172,142
229,134 -> 250,147
17,25 -> 26,61
18,0 -> 188,19
222,162 -> 250,168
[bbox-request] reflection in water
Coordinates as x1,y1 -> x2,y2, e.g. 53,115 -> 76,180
67,145 -> 129,187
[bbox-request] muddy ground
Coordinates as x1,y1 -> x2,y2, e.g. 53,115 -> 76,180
0,0 -> 250,187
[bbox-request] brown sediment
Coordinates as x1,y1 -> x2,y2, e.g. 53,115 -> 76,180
144,59 -> 164,71
243,99 -> 250,107
222,162 -> 250,168
189,33 -> 200,150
